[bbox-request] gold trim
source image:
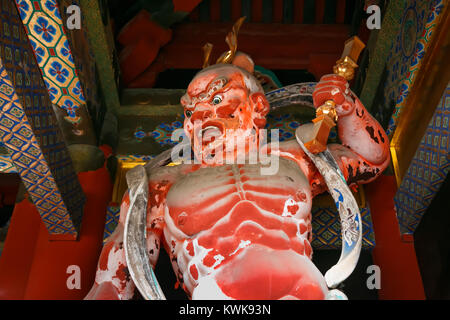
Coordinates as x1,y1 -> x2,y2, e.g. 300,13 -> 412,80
390,3 -> 450,186
390,146 -> 402,187
112,159 -> 182,203
112,159 -> 146,203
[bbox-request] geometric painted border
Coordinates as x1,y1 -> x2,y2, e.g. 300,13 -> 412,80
15,0 -> 87,125
394,83 -> 450,234
386,0 -> 445,136
0,154 -> 18,173
0,62 -> 79,235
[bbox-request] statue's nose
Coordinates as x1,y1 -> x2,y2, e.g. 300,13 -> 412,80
191,109 -> 213,122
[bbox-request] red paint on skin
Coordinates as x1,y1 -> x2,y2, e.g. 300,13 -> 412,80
267,144 -> 326,197
304,239 -> 312,258
299,223 -> 307,235
186,241 -> 195,256
243,192 -> 286,214
253,118 -> 266,128
98,240 -> 115,271
215,246 -> 325,300
111,264 -> 129,291
296,191 -> 307,202
202,251 -> 217,267
196,202 -> 309,264
189,264 -> 199,280
187,72 -> 217,97
170,192 -> 241,235
287,204 -> 299,215
242,183 -> 296,197
148,180 -> 172,209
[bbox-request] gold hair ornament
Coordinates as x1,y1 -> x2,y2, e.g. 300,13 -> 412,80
201,17 -> 246,68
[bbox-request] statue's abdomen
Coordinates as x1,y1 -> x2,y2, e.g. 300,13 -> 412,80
163,160 -> 317,297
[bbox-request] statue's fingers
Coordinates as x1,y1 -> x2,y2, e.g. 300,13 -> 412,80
315,77 -> 349,93
313,86 -> 346,107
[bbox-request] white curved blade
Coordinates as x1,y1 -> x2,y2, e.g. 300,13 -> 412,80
295,125 -> 362,288
124,165 -> 166,300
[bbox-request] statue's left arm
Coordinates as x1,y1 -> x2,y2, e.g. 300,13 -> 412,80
313,74 -> 390,187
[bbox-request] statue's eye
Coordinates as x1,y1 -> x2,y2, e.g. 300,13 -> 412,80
186,110 -> 192,118
212,95 -> 222,105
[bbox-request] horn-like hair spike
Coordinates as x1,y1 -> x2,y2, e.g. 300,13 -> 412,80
216,16 -> 246,64
202,43 -> 213,69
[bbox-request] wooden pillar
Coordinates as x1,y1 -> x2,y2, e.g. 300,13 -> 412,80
79,0 -> 120,113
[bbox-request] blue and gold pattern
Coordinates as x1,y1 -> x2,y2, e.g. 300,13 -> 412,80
311,205 -> 375,250
103,203 -> 120,243
0,0 -> 85,236
0,154 -> 17,173
394,83 -> 449,234
13,0 -> 88,125
384,0 -> 444,136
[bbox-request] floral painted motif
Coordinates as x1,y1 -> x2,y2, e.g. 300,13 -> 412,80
13,0 -> 89,126
33,17 -> 57,43
396,83 -> 409,105
59,40 -> 74,64
62,99 -> 78,118
385,0 -> 444,137
72,81 -> 85,102
411,42 -> 425,67
48,61 -> 69,83
427,1 -> 444,23
29,39 -> 45,64
44,0 -> 61,20
16,0 -> 30,20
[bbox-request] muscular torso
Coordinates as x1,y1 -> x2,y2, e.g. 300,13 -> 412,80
155,157 -> 327,299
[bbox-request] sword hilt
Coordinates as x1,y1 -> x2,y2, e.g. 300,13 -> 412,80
305,36 -> 365,154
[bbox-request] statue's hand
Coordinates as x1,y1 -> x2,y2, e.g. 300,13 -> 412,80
313,74 -> 356,117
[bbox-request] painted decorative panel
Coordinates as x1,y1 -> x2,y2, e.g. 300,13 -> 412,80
380,0 -> 444,136
0,154 -> 17,173
14,0 -> 96,144
395,83 -> 449,234
58,0 -> 105,139
0,0 -> 85,237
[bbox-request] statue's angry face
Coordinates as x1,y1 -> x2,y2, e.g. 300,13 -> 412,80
181,63 -> 269,165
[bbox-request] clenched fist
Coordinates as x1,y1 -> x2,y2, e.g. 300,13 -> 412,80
313,74 -> 356,117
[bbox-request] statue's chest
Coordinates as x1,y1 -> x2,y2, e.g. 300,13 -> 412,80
165,159 -> 312,236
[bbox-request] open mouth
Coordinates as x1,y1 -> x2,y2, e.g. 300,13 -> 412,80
198,121 -> 224,147
201,126 -> 222,142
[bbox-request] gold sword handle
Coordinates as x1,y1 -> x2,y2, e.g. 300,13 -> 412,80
305,36 -> 365,154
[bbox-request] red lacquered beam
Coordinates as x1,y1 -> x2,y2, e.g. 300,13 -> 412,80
252,0 -> 263,22
294,0 -> 304,23
273,0 -> 283,23
315,0 -> 325,23
231,0 -> 241,21
336,0 -> 346,23
210,0 -> 221,22
189,6 -> 200,22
